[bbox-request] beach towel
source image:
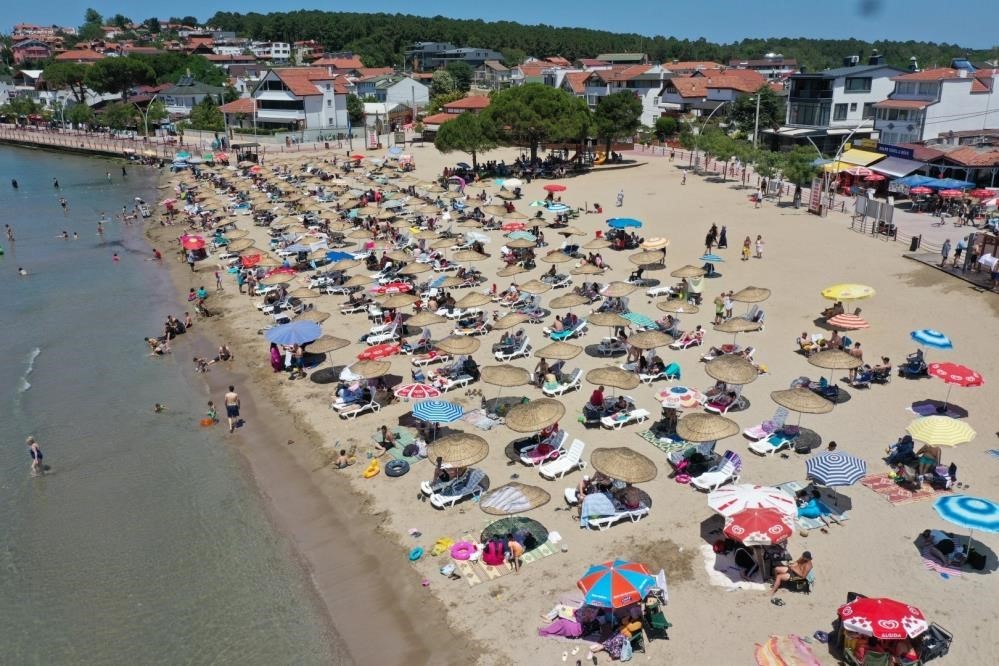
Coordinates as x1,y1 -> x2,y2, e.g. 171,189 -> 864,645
461,409 -> 501,430
480,486 -> 533,515
860,473 -> 951,505
580,493 -> 616,528
637,430 -> 689,455
986,449 -> 999,460
776,481 -> 850,530
754,634 -> 822,666
699,544 -> 767,591
921,551 -> 964,579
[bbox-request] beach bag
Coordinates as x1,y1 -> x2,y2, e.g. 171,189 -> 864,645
619,637 -> 633,661
967,548 -> 986,570
403,444 -> 419,458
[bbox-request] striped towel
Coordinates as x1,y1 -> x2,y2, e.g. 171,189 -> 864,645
922,554 -> 963,578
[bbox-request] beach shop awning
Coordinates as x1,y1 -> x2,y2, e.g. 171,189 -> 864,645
871,157 -> 924,178
838,148 -> 885,166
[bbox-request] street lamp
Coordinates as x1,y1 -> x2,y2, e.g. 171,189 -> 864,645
134,93 -> 159,137
751,91 -> 762,148
691,99 -> 730,173
820,119 -> 870,216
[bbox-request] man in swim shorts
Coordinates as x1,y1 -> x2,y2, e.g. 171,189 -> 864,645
224,385 -> 240,433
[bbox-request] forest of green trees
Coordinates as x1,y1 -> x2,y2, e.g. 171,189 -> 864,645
205,10 -> 996,70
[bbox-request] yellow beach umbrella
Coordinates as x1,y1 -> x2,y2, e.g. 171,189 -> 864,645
821,284 -> 876,301
906,416 -> 976,447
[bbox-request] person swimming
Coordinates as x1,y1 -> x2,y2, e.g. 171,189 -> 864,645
18,267 -> 28,276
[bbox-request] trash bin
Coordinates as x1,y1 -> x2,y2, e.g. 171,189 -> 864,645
909,236 -> 920,252
325,142 -> 329,149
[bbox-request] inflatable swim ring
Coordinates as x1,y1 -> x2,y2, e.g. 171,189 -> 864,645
674,473 -> 691,484
430,538 -> 454,557
362,459 -> 380,478
450,542 -> 476,561
408,547 -> 424,561
199,418 -> 215,427
385,459 -> 410,477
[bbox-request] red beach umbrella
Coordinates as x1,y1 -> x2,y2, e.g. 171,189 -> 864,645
837,597 -> 929,640
863,173 -> 886,182
723,508 -> 794,546
909,186 -> 933,195
181,235 -> 205,250
967,188 -> 993,199
350,154 -> 366,160
844,166 -> 872,177
358,343 -> 401,361
544,184 -> 567,192
370,282 -> 413,295
929,362 -> 983,388
394,383 -> 442,400
938,189 -> 963,198
240,254 -> 262,268
501,221 -> 526,231
265,267 -> 296,277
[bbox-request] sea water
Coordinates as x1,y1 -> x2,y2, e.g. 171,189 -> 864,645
0,147 -> 338,664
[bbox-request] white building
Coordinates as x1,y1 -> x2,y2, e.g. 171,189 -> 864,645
221,67 -> 348,132
250,42 -> 291,63
874,63 -> 999,146
769,53 -> 904,153
559,65 -> 666,127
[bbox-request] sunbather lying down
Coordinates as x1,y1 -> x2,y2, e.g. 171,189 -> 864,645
795,489 -> 841,527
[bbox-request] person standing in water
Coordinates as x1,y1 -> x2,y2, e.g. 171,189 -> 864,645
26,436 -> 45,476
53,178 -> 60,189
224,385 -> 241,433
97,221 -> 105,236
11,179 -> 18,189
5,224 -> 14,242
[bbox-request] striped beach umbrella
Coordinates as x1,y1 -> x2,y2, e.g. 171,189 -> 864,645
412,400 -> 464,423
906,415 -> 976,447
546,203 -> 571,213
805,451 -> 867,487
910,329 -> 953,350
698,253 -> 725,263
827,313 -> 870,330
577,560 -> 655,608
394,383 -> 441,400
934,495 -> 999,534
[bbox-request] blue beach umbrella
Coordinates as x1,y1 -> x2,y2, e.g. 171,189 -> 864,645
698,254 -> 725,263
607,218 -> 643,229
622,311 -> 656,328
506,231 -> 536,241
326,251 -> 353,262
412,400 -> 464,423
455,162 -> 471,170
577,559 -> 656,608
175,151 -> 191,161
529,200 -> 548,207
265,320 -> 322,345
934,495 -> 999,558
805,451 -> 867,487
388,146 -> 403,156
911,329 -> 953,350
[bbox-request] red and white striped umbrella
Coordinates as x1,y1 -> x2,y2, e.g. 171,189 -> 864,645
394,383 -> 442,400
357,343 -> 401,361
826,313 -> 870,330
370,282 -> 412,295
938,189 -> 964,198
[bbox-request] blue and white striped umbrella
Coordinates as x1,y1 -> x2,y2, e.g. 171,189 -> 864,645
412,400 -> 464,423
698,253 -> 725,263
546,203 -> 571,213
805,451 -> 868,487
910,329 -> 953,350
934,495 -> 999,533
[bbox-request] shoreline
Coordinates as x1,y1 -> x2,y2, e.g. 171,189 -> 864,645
144,199 -> 480,664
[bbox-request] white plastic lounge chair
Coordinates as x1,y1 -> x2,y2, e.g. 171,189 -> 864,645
366,325 -> 399,345
545,319 -> 588,341
337,399 -> 381,420
588,504 -> 651,531
453,320 -> 490,337
542,368 -> 582,396
339,301 -> 369,314
420,469 -> 470,496
539,439 -> 587,480
596,338 -> 627,356
645,285 -> 674,298
494,337 -> 531,362
439,374 -> 473,392
549,275 -> 572,289
748,432 -> 795,456
601,407 -> 651,430
690,451 -> 742,491
619,362 -> 667,385
666,442 -> 716,469
519,430 -> 569,466
412,350 -> 451,367
743,407 -> 790,441
437,307 -> 481,320
429,469 -> 487,508
669,331 -> 704,350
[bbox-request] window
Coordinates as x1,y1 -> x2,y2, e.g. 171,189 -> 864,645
917,82 -> 938,96
834,103 -> 848,120
862,102 -> 875,120
849,102 -> 857,111
844,77 -> 872,92
896,82 -> 916,95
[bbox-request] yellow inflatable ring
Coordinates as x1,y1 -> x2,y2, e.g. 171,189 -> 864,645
362,459 -> 380,478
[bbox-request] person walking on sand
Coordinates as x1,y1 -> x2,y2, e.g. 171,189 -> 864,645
616,189 -> 624,207
224,385 -> 241,433
755,235 -> 765,259
26,436 -> 45,476
681,170 -> 687,185
215,270 -> 223,292
718,225 -> 728,249
940,239 -> 951,268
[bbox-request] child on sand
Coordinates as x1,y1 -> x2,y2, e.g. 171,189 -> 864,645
741,236 -> 751,261
207,401 -> 218,424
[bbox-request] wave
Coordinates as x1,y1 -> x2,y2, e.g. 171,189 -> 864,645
17,347 -> 40,393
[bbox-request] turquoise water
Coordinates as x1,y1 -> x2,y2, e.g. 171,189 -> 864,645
0,147 -> 337,664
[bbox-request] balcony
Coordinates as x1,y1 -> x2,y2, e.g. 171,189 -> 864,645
256,108 -> 306,121
788,90 -> 833,101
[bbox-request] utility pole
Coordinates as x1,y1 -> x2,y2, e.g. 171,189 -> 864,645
752,91 -> 762,148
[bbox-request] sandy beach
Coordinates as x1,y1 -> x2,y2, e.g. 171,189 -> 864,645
149,142 -> 999,664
